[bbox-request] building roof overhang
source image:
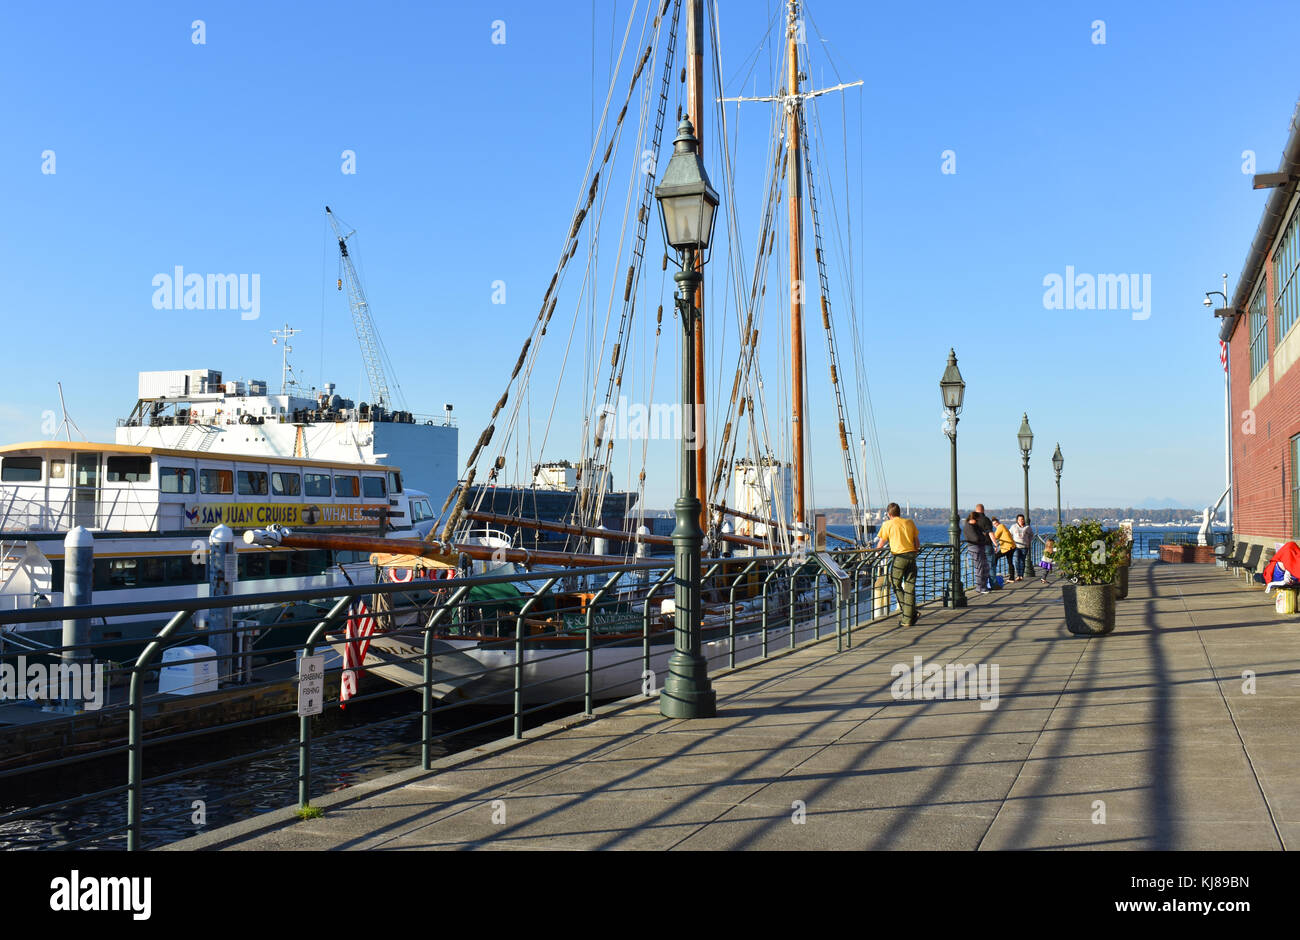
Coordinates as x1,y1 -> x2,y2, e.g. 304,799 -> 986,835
1221,97 -> 1300,344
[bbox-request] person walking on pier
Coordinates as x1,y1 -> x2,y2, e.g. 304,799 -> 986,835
876,502 -> 920,626
992,517 -> 1017,583
1010,513 -> 1032,581
964,510 -> 991,595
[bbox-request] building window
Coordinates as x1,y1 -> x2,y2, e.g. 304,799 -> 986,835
1293,436 -> 1300,541
1250,281 -> 1269,378
1277,207 -> 1300,344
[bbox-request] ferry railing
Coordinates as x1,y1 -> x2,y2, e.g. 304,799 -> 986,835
0,542 -> 967,850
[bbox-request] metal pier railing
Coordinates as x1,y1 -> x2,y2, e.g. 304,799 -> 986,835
0,543 -> 967,851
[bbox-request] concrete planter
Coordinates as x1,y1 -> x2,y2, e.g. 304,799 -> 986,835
1062,583 -> 1116,635
1114,564 -> 1129,600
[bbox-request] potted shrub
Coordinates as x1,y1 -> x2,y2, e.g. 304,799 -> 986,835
1054,520 -> 1123,635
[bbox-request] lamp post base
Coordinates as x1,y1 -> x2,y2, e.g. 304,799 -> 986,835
944,582 -> 968,609
660,650 -> 717,718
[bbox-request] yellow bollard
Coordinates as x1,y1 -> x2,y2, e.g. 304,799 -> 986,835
1275,588 -> 1297,615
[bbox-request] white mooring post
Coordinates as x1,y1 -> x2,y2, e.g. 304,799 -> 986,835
59,526 -> 94,712
206,525 -> 236,684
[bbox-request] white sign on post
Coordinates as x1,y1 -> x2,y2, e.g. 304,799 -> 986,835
298,653 -> 325,717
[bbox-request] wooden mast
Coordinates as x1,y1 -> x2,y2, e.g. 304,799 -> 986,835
786,0 -> 807,545
686,0 -> 709,534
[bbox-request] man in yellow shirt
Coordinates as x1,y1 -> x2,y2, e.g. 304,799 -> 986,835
875,501 -> 920,626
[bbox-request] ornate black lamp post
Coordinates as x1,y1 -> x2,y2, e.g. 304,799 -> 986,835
1018,414 -> 1034,527
654,117 -> 719,718
1052,443 -> 1064,532
941,349 -> 966,608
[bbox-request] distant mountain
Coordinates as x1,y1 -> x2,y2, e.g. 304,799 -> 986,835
1134,497 -> 1193,510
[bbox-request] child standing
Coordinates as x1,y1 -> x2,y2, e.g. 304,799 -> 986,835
1038,538 -> 1056,583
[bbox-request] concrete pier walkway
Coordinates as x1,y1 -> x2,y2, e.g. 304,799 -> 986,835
170,562 -> 1299,851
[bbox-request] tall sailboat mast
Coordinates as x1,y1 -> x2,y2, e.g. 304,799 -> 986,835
686,0 -> 709,532
786,0 -> 807,544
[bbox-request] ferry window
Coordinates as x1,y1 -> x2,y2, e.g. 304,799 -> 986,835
238,470 -> 269,495
107,558 -> 137,588
387,470 -> 402,494
267,554 -> 289,577
106,456 -> 151,483
410,498 -> 431,523
138,557 -> 165,585
162,556 -> 201,583
304,473 -> 331,497
290,550 -> 326,575
239,553 -> 268,579
1,456 -> 42,482
335,475 -> 360,498
50,460 -> 65,479
200,469 -> 234,495
272,472 -> 302,496
362,476 -> 386,498
160,467 -> 196,494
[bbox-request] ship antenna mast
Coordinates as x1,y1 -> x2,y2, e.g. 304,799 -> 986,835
325,205 -> 402,411
55,381 -> 87,442
271,323 -> 303,395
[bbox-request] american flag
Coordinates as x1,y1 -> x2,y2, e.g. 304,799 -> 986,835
1219,340 -> 1228,373
340,597 -> 376,707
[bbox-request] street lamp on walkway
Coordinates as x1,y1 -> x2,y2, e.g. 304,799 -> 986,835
941,349 -> 966,608
1018,414 -> 1034,527
654,117 -> 719,719
1052,443 -> 1064,532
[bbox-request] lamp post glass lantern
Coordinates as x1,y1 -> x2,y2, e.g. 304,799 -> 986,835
1018,413 -> 1033,527
1052,443 -> 1063,532
942,349 -> 966,608
654,116 -> 717,719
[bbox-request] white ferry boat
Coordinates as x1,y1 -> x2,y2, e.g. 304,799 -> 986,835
114,366 -> 458,498
0,441 -> 429,658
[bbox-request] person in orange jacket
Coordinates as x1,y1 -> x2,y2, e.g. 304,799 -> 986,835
992,517 -> 1017,584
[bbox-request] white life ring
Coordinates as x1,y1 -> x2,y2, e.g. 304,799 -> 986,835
388,567 -> 414,583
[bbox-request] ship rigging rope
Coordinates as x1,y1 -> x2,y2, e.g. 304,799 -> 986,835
804,3 -> 889,514
440,0 -> 657,540
705,0 -> 792,553
800,98 -> 864,543
576,0 -> 681,535
706,131 -> 785,529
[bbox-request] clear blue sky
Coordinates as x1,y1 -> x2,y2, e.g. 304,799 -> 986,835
1,0 -> 1296,512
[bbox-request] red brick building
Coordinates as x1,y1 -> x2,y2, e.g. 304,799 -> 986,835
1223,100 -> 1300,559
